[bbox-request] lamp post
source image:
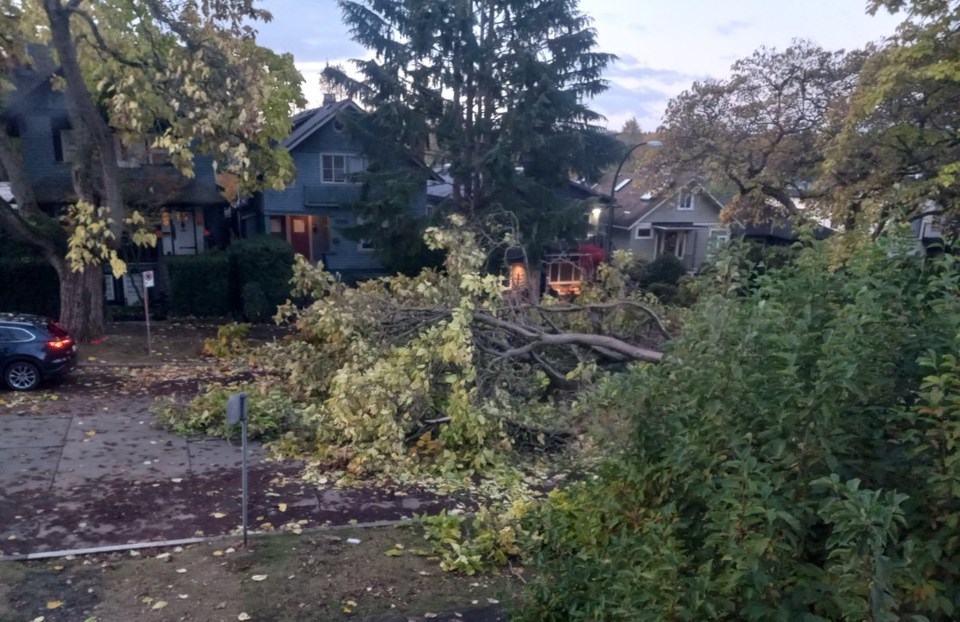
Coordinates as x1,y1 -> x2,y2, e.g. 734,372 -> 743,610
605,140 -> 662,256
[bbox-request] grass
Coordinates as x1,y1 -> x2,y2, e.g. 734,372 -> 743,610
0,526 -> 523,622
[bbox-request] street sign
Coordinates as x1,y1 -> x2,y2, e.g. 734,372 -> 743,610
142,270 -> 155,288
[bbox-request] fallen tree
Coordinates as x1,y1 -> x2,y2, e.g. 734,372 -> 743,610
160,219 -> 674,480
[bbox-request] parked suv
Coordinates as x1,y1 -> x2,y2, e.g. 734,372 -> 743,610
0,313 -> 78,391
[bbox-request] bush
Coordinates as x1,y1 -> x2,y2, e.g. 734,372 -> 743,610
641,253 -> 687,287
0,237 -> 60,317
519,238 -> 960,621
165,252 -> 231,317
0,259 -> 59,318
228,235 -> 294,314
241,282 -> 271,323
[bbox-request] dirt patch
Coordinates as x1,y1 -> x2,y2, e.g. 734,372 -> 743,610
0,528 -> 520,622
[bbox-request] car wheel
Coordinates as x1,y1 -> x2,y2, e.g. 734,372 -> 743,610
5,360 -> 41,391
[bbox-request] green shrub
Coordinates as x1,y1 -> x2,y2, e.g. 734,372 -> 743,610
0,259 -> 60,318
228,235 -> 294,311
0,238 -> 60,317
519,238 -> 960,621
165,252 -> 231,317
241,282 -> 271,323
641,253 -> 687,287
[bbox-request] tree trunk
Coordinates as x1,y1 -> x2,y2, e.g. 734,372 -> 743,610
59,266 -> 104,342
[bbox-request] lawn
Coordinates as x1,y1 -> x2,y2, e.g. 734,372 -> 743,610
0,526 -> 521,621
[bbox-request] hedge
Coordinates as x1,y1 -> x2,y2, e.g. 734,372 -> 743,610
165,252 -> 232,317
0,259 -> 60,318
227,235 -> 295,312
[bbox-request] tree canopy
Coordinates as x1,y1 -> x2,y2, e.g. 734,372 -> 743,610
657,40 -> 866,224
0,0 -> 304,338
322,0 -> 622,263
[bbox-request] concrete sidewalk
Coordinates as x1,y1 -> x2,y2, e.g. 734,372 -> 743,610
0,402 -> 462,557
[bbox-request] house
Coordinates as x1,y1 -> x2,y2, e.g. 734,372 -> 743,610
254,97 -> 429,278
600,177 -> 729,273
1,56 -> 229,304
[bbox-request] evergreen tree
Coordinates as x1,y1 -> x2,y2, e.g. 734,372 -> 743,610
323,0 -> 621,263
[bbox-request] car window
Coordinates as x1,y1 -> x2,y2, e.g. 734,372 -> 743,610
0,326 -> 35,343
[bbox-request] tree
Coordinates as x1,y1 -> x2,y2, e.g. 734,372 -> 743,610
322,0 -> 621,264
822,0 -> 960,236
0,0 -> 303,340
657,40 -> 866,224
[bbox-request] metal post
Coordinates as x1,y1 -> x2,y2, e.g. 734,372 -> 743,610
240,393 -> 249,547
143,288 -> 152,356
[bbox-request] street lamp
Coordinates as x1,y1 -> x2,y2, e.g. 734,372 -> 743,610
605,140 -> 662,255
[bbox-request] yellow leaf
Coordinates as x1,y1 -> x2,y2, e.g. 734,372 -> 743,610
47,600 -> 64,609
212,550 -> 224,557
211,512 -> 226,519
152,600 -> 168,610
278,503 -> 287,512
85,430 -> 96,437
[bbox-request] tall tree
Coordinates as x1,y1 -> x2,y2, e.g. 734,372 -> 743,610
657,40 -> 866,224
0,0 -> 303,340
822,0 -> 960,235
322,0 -> 621,261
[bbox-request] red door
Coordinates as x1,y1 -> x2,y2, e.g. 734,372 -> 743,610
289,216 -> 311,260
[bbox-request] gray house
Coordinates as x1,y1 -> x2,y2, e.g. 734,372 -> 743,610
603,178 -> 729,272
255,97 -> 428,277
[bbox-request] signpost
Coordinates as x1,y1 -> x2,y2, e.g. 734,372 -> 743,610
142,270 -> 155,355
226,392 -> 250,547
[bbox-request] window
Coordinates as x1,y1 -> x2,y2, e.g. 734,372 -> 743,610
709,228 -> 729,244
321,154 -> 366,184
635,226 -> 652,239
0,326 -> 34,343
678,189 -> 694,210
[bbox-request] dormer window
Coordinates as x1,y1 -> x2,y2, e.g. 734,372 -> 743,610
678,189 -> 694,210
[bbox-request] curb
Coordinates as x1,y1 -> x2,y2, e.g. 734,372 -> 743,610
0,518 -> 415,562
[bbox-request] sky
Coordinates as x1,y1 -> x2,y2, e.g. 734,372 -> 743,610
254,0 -> 906,132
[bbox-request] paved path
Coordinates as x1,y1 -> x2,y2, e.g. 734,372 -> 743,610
0,381 -> 465,557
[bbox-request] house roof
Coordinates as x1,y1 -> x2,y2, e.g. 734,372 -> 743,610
602,176 -> 726,229
282,100 -> 364,150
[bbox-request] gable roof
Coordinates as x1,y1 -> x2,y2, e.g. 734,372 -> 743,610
282,100 -> 363,150
606,177 -> 727,229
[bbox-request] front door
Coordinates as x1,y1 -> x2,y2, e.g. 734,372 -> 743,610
659,230 -> 686,259
289,216 -> 311,260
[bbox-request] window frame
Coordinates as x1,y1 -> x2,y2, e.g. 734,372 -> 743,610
321,153 -> 366,184
635,226 -> 653,239
677,189 -> 694,210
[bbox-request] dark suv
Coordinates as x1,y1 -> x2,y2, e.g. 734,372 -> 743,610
0,313 -> 78,391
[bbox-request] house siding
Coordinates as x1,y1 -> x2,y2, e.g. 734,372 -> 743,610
260,110 -> 428,276
616,191 -> 725,272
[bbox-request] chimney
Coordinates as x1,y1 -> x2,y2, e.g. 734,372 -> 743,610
322,93 -> 337,107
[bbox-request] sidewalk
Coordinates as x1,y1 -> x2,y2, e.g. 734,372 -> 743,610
0,398 -> 462,557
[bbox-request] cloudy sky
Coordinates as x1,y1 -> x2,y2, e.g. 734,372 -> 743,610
255,0 -> 905,132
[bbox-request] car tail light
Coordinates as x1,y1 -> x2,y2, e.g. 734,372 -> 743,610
47,337 -> 73,349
